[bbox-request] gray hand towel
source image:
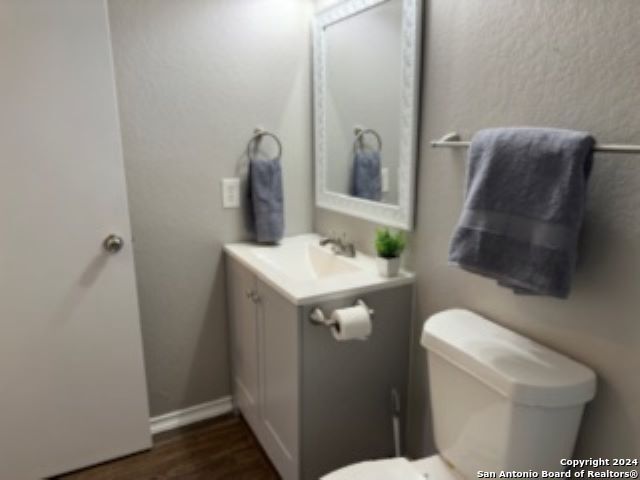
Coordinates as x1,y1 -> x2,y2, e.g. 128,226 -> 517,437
351,150 -> 382,201
448,127 -> 595,298
249,157 -> 284,244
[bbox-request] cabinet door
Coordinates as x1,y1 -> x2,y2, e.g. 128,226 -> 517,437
257,279 -> 299,480
227,258 -> 260,429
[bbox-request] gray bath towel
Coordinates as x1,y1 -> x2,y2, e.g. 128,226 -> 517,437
351,151 -> 382,201
249,157 -> 284,243
448,127 -> 594,298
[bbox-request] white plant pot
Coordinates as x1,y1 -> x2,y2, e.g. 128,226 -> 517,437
377,256 -> 401,278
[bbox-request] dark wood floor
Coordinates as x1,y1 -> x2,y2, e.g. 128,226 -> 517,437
55,415 -> 280,480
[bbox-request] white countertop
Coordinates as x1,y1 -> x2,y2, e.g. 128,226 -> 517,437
224,234 -> 414,305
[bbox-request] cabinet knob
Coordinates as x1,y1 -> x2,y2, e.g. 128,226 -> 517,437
245,289 -> 260,303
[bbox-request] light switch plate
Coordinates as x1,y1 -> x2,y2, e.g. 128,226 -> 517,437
221,178 -> 241,208
381,168 -> 389,193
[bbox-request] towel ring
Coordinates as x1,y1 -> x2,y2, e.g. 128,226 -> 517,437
247,128 -> 283,161
353,127 -> 382,154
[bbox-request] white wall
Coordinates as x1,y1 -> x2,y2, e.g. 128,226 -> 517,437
108,0 -> 314,416
317,0 -> 640,459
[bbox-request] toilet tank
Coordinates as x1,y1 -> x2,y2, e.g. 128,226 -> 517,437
421,310 -> 596,478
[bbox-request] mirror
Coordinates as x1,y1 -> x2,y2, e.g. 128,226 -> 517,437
313,0 -> 422,230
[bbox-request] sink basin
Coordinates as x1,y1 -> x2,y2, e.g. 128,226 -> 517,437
251,241 -> 361,281
225,234 -> 413,305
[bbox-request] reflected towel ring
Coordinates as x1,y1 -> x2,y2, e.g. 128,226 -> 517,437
247,127 -> 283,161
353,127 -> 382,154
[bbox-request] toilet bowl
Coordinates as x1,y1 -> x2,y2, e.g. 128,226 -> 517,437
323,309 -> 596,479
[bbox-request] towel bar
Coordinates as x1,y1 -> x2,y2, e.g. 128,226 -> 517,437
431,132 -> 640,154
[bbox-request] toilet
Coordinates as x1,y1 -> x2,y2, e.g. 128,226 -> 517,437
324,309 -> 597,479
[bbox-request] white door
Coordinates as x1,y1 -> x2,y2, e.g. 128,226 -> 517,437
0,1 -> 151,478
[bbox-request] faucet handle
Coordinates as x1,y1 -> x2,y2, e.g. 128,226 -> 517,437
344,242 -> 356,257
338,233 -> 356,257
319,236 -> 332,246
319,231 -> 338,246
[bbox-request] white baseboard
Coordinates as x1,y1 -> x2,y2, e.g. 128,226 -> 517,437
149,396 -> 234,435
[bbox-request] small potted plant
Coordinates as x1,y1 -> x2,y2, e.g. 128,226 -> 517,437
374,228 -> 406,277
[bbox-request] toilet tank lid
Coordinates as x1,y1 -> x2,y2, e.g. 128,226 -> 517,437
421,309 -> 596,407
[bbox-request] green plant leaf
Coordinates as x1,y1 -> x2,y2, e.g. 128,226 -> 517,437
375,228 -> 406,259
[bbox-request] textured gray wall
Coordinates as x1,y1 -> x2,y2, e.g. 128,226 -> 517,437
108,0 -> 314,416
316,0 -> 640,459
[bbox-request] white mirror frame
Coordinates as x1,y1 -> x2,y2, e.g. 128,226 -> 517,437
313,0 -> 422,230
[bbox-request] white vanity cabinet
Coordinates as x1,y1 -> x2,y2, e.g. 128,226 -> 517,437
227,256 -> 299,480
225,235 -> 414,480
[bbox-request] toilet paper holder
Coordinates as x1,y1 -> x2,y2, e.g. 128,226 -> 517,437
309,299 -> 375,328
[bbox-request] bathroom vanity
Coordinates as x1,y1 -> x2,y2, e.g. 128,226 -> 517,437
224,234 -> 414,480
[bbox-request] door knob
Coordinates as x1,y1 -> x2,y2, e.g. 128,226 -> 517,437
103,234 -> 124,254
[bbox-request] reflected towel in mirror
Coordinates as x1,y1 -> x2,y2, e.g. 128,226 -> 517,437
351,150 -> 382,201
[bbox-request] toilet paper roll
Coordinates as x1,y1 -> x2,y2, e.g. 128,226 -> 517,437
331,304 -> 372,341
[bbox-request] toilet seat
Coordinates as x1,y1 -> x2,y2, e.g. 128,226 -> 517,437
321,457 -> 423,480
322,454 -> 463,480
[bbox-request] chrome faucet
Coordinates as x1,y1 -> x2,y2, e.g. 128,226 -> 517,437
319,234 -> 356,258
